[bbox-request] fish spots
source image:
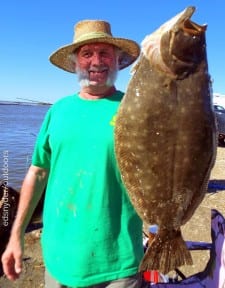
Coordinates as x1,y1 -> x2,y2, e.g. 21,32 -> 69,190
144,185 -> 154,196
126,106 -> 133,112
183,157 -> 190,164
137,144 -> 145,151
180,107 -> 187,114
151,142 -> 158,149
129,114 -> 136,121
135,88 -> 141,97
115,6 -> 216,274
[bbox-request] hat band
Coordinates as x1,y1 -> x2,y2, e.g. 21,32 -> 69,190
74,32 -> 112,43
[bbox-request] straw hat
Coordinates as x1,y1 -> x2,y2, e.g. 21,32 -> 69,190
49,20 -> 140,73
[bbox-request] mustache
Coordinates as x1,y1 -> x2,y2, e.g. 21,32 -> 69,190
88,66 -> 108,72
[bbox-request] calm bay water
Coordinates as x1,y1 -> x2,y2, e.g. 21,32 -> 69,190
0,104 -> 50,190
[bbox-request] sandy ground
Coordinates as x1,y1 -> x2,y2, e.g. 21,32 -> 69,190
0,146 -> 224,288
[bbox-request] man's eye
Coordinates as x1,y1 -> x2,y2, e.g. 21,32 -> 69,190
82,52 -> 91,58
101,52 -> 109,57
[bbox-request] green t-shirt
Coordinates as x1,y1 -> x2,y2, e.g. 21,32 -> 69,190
32,91 -> 143,287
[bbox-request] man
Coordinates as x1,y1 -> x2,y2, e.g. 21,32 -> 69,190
2,20 -> 145,287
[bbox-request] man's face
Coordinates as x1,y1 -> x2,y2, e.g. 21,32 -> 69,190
75,43 -> 119,88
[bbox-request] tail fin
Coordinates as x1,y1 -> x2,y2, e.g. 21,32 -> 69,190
139,228 -> 193,274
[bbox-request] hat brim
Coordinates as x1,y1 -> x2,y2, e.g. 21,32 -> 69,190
49,37 -> 140,73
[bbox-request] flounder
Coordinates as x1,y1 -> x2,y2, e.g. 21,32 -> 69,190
115,6 -> 217,274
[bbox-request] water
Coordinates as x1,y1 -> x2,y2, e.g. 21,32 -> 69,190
0,104 -> 50,190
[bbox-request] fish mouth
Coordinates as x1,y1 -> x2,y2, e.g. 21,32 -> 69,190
181,7 -> 207,36
182,20 -> 207,36
141,6 -> 208,78
163,6 -> 207,36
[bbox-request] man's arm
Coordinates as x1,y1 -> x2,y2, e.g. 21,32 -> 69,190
1,165 -> 49,281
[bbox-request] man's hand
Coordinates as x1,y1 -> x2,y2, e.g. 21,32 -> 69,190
1,235 -> 24,280
1,165 -> 48,281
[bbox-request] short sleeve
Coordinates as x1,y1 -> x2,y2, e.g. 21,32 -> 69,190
32,108 -> 52,169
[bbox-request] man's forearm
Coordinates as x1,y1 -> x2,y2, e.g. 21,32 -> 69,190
11,165 -> 49,236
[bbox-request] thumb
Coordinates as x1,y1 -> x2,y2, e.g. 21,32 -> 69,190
14,257 -> 22,274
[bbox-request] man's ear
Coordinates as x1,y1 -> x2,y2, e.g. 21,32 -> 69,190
69,53 -> 77,73
118,52 -> 137,70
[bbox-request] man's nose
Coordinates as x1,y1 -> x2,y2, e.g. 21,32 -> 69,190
91,53 -> 102,64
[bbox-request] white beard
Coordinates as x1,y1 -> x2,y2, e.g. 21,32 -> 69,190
76,65 -> 118,88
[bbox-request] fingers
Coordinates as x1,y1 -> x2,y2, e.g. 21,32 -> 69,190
1,249 -> 22,281
15,255 -> 22,274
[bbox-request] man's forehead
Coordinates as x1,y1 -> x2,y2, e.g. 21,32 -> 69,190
78,42 -> 115,52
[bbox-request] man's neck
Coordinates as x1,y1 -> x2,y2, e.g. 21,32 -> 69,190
79,86 -> 117,100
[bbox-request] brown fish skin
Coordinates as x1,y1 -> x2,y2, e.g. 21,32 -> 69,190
115,6 -> 217,274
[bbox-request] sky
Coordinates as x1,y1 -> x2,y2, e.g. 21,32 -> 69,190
0,0 -> 225,104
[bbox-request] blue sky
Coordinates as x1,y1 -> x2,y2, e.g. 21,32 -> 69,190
1,0 -> 224,104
